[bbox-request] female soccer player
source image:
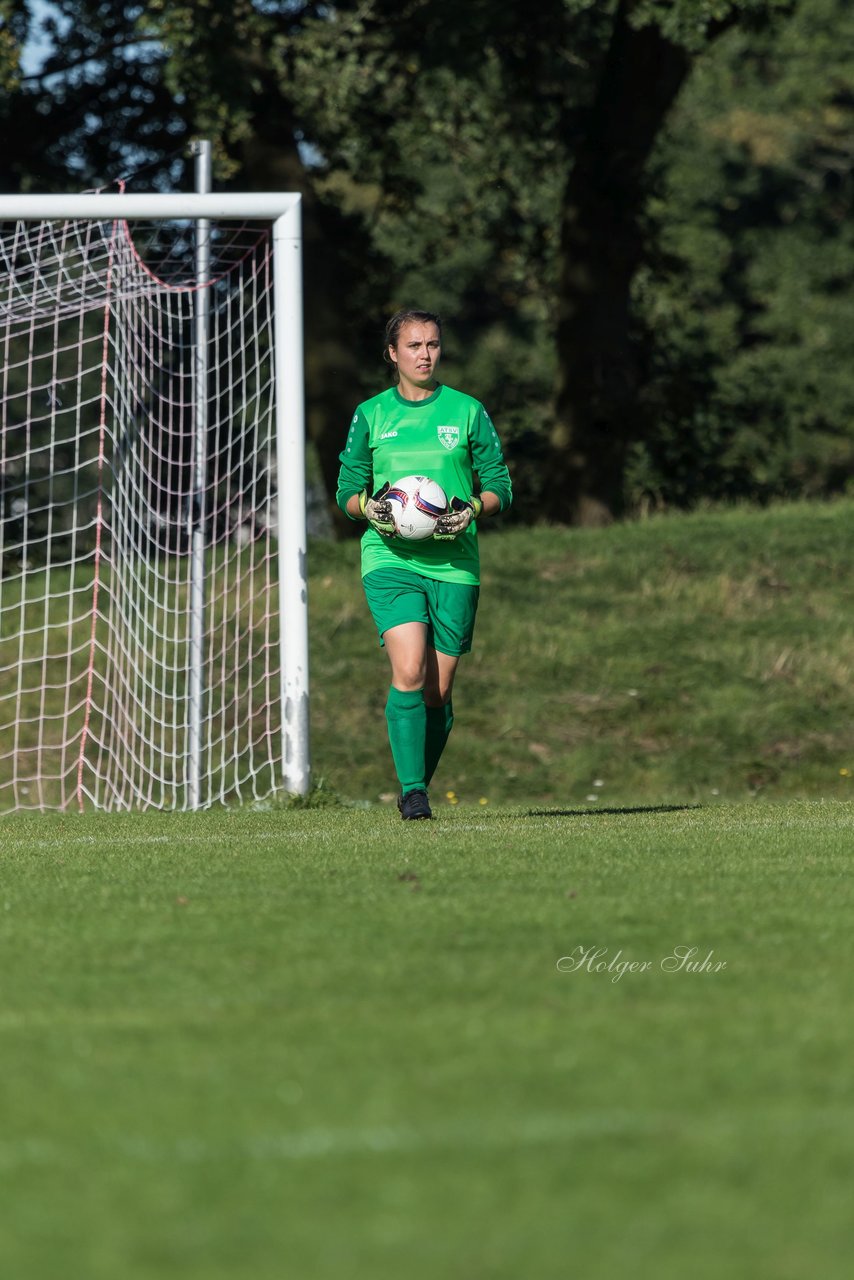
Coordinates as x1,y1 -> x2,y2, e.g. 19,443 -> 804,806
336,309 -> 513,819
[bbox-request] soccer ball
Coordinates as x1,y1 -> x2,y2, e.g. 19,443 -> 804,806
386,475 -> 448,541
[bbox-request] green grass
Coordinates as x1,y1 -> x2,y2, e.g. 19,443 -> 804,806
2,500 -> 853,1273
1,801 -> 853,1278
310,496 -> 854,806
4,497 -> 854,809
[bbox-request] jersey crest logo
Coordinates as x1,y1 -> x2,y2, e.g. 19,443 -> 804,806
437,425 -> 459,451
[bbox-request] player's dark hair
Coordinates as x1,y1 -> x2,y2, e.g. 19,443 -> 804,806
383,309 -> 442,382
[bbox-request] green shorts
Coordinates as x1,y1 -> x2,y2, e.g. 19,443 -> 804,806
363,568 -> 480,655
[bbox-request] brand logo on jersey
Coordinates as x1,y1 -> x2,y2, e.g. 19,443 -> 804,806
380,430 -> 398,440
437,425 -> 459,451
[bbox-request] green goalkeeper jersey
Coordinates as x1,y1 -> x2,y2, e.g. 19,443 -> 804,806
336,383 -> 513,585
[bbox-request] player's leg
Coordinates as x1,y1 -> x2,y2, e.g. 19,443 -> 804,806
422,580 -> 480,786
424,648 -> 459,785
362,570 -> 433,817
383,620 -> 428,691
383,622 -> 431,816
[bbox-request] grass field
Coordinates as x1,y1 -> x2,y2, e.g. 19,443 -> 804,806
2,499 -> 853,1275
4,496 -> 853,809
2,800 -> 853,1278
311,496 -> 854,806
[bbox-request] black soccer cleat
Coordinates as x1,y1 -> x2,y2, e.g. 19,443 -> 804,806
397,789 -> 433,821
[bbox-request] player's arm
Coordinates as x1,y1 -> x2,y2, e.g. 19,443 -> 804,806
336,411 -> 396,534
475,491 -> 502,518
336,408 -> 374,518
469,404 -> 512,513
434,406 -> 511,538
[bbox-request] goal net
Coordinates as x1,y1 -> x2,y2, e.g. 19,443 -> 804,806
0,192 -> 308,813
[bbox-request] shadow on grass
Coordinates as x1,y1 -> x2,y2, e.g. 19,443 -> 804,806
523,804 -> 703,819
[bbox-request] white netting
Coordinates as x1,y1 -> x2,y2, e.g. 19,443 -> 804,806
0,213 -> 285,811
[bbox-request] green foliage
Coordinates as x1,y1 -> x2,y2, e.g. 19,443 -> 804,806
289,0 -> 836,518
0,0 -> 28,91
4,0 -> 853,517
141,0 -> 288,178
1,0 -> 183,192
633,0 -> 794,50
632,0 -> 854,508
292,3 -> 568,429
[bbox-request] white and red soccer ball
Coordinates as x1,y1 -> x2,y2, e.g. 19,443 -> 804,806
386,475 -> 448,540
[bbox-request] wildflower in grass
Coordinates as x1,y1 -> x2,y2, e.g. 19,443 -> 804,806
840,768 -> 851,778
446,790 -> 459,806
479,797 -> 488,806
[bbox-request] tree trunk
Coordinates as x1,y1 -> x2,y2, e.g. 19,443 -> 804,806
547,2 -> 691,525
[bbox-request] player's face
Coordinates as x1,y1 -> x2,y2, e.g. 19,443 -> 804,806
389,321 -> 442,392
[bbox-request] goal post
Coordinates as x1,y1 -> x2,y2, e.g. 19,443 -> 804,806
0,190 -> 310,811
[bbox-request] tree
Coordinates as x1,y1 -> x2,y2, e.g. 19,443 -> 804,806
9,0 -> 852,528
2,1 -> 378,526
1,2 -> 187,194
136,0 -> 385,517
0,0 -> 28,93
625,0 -> 854,510
289,0 -> 798,523
549,3 -> 692,524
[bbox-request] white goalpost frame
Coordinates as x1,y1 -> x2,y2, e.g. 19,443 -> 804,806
0,190 -> 311,801
189,143 -> 214,811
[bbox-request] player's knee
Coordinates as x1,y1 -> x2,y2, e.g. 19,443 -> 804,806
392,661 -> 427,691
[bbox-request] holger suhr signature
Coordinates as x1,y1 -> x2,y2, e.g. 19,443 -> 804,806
557,945 -> 727,983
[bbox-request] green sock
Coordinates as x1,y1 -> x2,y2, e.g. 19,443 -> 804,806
385,686 -> 427,794
425,701 -> 454,785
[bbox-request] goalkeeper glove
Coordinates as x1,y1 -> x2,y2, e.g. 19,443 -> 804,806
433,495 -> 483,540
358,482 -> 396,537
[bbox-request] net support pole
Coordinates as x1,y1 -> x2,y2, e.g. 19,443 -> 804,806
273,201 -> 310,796
188,140 -> 212,810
